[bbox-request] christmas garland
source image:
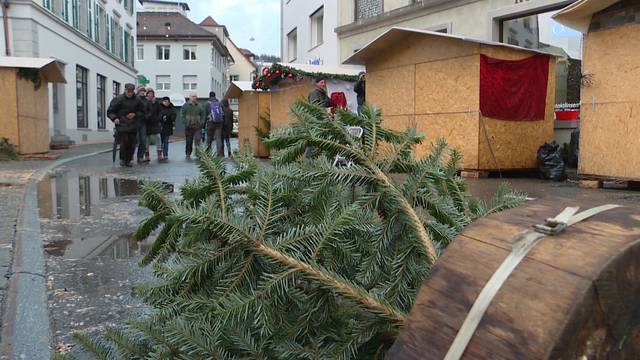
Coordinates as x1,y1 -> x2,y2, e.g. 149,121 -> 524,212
252,63 -> 359,91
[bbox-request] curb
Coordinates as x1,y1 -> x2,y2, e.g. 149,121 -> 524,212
0,148 -> 111,359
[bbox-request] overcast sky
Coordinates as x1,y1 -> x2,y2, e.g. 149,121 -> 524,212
185,0 -> 281,56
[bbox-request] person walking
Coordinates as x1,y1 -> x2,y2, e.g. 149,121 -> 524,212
181,92 -> 205,160
107,83 -> 145,167
221,98 -> 234,158
354,72 -> 366,114
145,89 -> 162,162
136,87 -> 149,163
205,91 -> 224,157
158,96 -> 176,163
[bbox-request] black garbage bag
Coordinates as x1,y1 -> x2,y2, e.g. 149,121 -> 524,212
537,142 -> 567,181
568,129 -> 579,168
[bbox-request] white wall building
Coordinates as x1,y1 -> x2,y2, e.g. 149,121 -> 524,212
136,10 -> 231,104
0,0 -> 139,145
281,0 -> 343,67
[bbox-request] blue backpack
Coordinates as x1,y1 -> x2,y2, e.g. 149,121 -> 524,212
209,99 -> 224,123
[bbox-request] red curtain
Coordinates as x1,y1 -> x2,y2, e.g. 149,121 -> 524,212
479,54 -> 550,121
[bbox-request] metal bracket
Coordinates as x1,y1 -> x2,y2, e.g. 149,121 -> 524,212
533,219 -> 568,236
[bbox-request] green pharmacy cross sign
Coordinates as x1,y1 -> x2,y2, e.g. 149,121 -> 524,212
137,75 -> 150,86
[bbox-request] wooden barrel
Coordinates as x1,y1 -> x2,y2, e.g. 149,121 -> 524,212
388,199 -> 640,359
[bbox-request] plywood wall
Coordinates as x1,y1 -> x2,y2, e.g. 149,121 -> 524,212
238,92 -> 270,157
17,76 -> 50,154
582,23 -> 640,104
366,34 -> 476,72
269,83 -> 315,130
414,113 -> 480,169
366,40 -> 555,170
0,69 -> 20,149
578,23 -> 640,179
477,45 -> 555,170
367,65 -> 414,116
579,102 -> 640,179
415,55 -> 479,115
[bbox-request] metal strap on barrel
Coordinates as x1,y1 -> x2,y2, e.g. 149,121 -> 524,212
444,204 -> 621,360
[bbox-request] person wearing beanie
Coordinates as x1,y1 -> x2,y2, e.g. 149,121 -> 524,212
107,83 -> 145,167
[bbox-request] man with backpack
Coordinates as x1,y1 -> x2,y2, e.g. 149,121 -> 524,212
205,91 -> 225,157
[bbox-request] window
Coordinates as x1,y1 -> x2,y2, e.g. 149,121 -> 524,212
310,6 -> 324,48
156,75 -> 171,91
137,45 -> 144,60
72,0 -> 79,28
51,0 -> 68,21
287,28 -> 297,62
76,65 -> 89,129
104,13 -> 111,50
183,45 -> 197,60
124,30 -> 133,65
156,45 -> 170,60
182,75 -> 197,91
124,0 -> 133,16
113,80 -> 121,98
94,3 -> 104,43
78,0 -> 87,34
229,75 -> 239,83
97,74 -> 106,129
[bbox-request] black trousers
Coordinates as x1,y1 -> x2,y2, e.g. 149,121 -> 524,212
206,123 -> 224,157
185,127 -> 202,156
119,131 -> 137,163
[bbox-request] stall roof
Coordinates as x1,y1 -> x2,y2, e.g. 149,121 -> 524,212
552,0 -> 621,33
284,63 -> 362,77
343,27 -> 557,65
0,57 -> 66,83
226,81 -> 263,98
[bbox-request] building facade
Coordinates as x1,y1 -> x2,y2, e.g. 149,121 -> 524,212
336,0 -> 579,62
136,10 -> 231,103
281,0 -> 343,66
0,0 -> 139,145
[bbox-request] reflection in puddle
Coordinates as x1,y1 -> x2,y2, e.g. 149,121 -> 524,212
37,171 -> 172,260
37,173 -> 173,220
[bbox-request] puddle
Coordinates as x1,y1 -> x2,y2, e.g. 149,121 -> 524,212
37,173 -> 173,220
37,171 -> 173,260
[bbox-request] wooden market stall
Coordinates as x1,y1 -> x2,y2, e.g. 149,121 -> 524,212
226,64 -> 360,158
389,199 -> 640,359
258,63 -> 360,130
343,28 -> 557,171
0,57 -> 66,154
226,81 -> 270,157
554,0 -> 640,181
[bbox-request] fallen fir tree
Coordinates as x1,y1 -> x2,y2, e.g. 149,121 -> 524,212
69,102 -> 525,359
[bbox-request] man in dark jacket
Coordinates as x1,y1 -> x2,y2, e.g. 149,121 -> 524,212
158,97 -> 176,163
308,77 -> 331,109
354,72 -> 366,114
108,83 -> 145,167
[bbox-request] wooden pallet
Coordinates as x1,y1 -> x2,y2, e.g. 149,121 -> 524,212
579,176 -> 640,191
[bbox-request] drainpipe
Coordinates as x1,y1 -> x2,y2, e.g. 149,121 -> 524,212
2,0 -> 10,56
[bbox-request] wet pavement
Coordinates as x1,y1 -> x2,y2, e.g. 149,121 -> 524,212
37,140 -> 238,358
38,172 -> 173,357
